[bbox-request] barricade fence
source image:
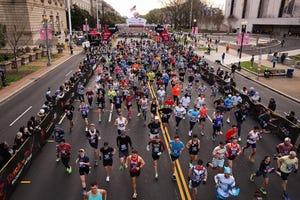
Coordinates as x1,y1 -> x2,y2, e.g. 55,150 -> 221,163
0,63 -> 94,200
199,66 -> 300,151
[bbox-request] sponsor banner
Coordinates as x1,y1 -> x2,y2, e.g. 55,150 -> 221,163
126,17 -> 147,27
83,25 -> 90,31
102,28 -> 112,42
39,28 -> 52,40
237,33 -> 249,46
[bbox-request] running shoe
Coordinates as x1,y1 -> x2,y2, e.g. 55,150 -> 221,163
132,192 -> 138,199
56,157 -> 60,162
226,119 -> 230,124
212,136 -> 216,141
201,132 -> 204,136
219,131 -> 223,135
259,188 -> 267,195
155,173 -> 158,179
85,127 -> 88,131
94,161 -> 98,167
249,174 -> 254,182
249,156 -> 255,163
188,130 -> 192,137
282,192 -> 289,199
119,165 -> 124,171
172,173 -> 176,180
175,126 -> 178,130
67,166 -> 72,174
137,113 -> 141,117
189,162 -> 193,168
82,190 -> 87,196
238,137 -> 242,142
206,162 -> 212,168
183,116 -> 185,119
188,180 -> 192,189
106,176 -> 110,182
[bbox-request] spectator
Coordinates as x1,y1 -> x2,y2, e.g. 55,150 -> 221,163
251,92 -> 261,103
286,111 -> 297,124
241,87 -> 248,95
248,87 -> 256,97
272,52 -> 278,68
230,64 -> 237,78
221,53 -> 225,63
250,55 -> 254,68
267,98 -> 276,112
0,142 -> 13,168
258,109 -> 273,133
13,132 -> 25,152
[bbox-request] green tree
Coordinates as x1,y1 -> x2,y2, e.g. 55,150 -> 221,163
0,24 -> 6,48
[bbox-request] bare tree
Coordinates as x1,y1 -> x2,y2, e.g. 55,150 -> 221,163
6,25 -> 30,72
227,15 -> 238,33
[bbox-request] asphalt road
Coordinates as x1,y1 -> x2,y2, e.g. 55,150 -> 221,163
0,53 -> 85,144
7,41 -> 300,200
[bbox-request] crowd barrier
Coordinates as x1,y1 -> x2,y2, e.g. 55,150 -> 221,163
199,66 -> 300,152
0,62 -> 94,200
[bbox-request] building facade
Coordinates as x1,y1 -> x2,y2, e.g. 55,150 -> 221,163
224,0 -> 300,35
0,0 -> 67,47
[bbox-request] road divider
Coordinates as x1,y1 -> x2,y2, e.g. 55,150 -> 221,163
148,83 -> 191,200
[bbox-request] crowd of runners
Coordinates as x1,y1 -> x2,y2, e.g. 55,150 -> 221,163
50,36 -> 299,200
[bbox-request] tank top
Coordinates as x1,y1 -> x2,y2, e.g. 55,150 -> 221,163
227,143 -> 239,158
151,103 -> 157,113
80,105 -> 88,115
189,140 -> 200,154
117,117 -> 126,130
88,190 -> 102,200
192,166 -> 206,182
141,99 -> 148,110
247,130 -> 259,144
129,155 -> 140,173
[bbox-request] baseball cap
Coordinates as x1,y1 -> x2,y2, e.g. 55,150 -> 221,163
228,94 -> 232,98
284,137 -> 291,142
224,166 -> 231,174
89,123 -> 95,127
154,116 -> 159,120
79,149 -> 85,152
104,142 -> 109,146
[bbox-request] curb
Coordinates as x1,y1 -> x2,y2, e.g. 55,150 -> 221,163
0,51 -> 82,104
221,63 -> 300,104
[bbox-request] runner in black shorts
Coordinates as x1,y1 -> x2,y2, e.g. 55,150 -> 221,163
147,136 -> 165,179
86,124 -> 101,167
64,99 -> 75,131
100,142 -> 116,182
116,131 -> 132,170
75,149 -> 90,196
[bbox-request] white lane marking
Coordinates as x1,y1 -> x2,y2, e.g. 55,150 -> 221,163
65,70 -> 73,77
108,104 -> 114,122
58,113 -> 66,125
207,114 -> 212,123
9,106 -> 32,127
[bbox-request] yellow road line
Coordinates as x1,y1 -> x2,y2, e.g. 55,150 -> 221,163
20,180 -> 31,184
149,83 -> 191,200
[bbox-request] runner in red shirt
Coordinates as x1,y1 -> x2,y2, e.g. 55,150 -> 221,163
56,139 -> 72,174
126,150 -> 145,199
225,138 -> 241,170
165,95 -> 175,107
225,125 -> 238,143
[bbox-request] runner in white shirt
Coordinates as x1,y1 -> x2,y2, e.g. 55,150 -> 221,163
195,93 -> 206,109
207,142 -> 226,173
180,94 -> 191,116
215,167 -> 240,199
174,102 -> 186,131
114,113 -> 128,135
157,87 -> 166,105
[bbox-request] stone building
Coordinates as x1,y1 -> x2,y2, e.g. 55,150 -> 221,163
0,0 -> 67,47
224,0 -> 300,36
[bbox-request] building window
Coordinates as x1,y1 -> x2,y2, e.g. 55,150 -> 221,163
242,0 -> 247,18
257,0 -> 263,18
230,0 -> 235,16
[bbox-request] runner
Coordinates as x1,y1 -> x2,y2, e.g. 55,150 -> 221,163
198,82 -> 207,96
199,103 -> 207,136
188,105 -> 200,137
125,93 -> 134,119
242,126 -> 261,163
157,87 -> 166,105
169,136 -> 185,179
135,88 -> 144,117
158,104 -> 173,130
277,151 -> 298,199
146,136 -> 165,179
86,87 -> 95,109
139,95 -> 149,125
64,99 -> 75,131
96,93 -> 105,122
234,104 -> 248,141
126,149 -> 145,199
75,149 -> 90,195
150,99 -> 158,120
116,131 -> 132,170
250,155 -> 274,195
224,125 -> 238,144
215,167 -> 240,200
188,159 -> 208,200
86,123 -> 101,167
186,134 -> 201,167
224,94 -> 233,124
107,87 -> 117,108
114,113 -> 128,135
172,83 -> 181,106
225,138 -> 241,169
147,116 -> 161,138
113,91 -> 123,114
212,111 -> 223,141
56,139 -> 72,174
275,137 -> 293,159
53,124 -> 64,162
100,142 -> 116,182
195,93 -> 205,109
207,141 -> 226,173
174,102 -> 186,131
181,93 -> 191,113
79,100 -> 89,131
84,182 -> 107,200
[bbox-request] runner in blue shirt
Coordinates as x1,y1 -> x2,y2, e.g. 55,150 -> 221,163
212,111 -> 223,141
224,94 -> 233,124
170,136 -> 185,180
188,106 -> 200,137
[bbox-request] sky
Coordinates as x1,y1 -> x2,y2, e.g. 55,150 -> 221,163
105,0 -> 225,17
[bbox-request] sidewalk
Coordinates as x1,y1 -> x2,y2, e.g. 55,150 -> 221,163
0,47 -> 82,104
196,45 -> 300,103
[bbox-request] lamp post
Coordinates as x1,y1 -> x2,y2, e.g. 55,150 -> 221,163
67,0 -> 73,54
42,9 -> 51,66
238,21 -> 247,71
85,18 -> 88,39
193,18 -> 197,34
96,0 -> 99,32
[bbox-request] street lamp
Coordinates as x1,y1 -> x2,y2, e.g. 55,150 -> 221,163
193,18 -> 197,34
238,21 -> 247,71
85,18 -> 88,39
42,9 -> 51,66
67,0 -> 73,54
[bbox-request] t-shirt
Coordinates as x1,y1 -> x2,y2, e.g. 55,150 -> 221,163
77,155 -> 89,169
100,147 -> 114,161
279,155 -> 298,173
188,109 -> 200,122
174,106 -> 186,118
170,140 -> 184,157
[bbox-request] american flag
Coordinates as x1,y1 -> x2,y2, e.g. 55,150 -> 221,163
130,5 -> 136,12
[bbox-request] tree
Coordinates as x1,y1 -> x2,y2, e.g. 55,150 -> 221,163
227,15 -> 238,33
6,25 -> 30,71
213,12 -> 224,31
0,24 -> 6,48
